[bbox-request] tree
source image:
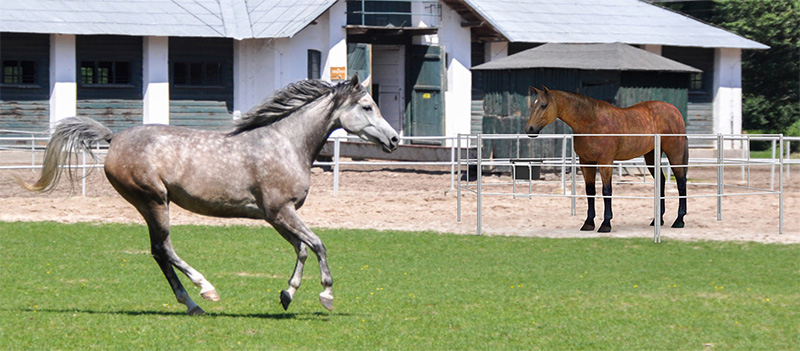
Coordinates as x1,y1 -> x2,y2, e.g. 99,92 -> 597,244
713,0 -> 799,138
658,0 -> 799,142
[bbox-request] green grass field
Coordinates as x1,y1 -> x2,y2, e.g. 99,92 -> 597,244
1,222 -> 798,350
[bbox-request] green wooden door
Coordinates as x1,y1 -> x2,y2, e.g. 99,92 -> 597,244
347,43 -> 371,94
408,45 -> 445,144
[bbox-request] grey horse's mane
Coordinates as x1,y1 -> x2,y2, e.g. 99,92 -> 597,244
229,79 -> 365,136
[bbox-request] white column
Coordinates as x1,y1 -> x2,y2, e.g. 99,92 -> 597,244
142,36 -> 170,125
325,0 -> 348,83
49,34 -> 77,129
712,48 -> 742,148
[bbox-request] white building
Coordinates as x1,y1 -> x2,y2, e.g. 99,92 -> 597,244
1,0 -> 766,148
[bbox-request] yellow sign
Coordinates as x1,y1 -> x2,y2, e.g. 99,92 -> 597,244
330,67 -> 346,81
423,93 -> 431,99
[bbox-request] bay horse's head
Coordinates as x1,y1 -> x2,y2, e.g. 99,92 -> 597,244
336,75 -> 399,153
526,86 -> 558,138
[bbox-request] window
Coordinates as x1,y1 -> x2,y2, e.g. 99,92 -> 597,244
80,61 -> 130,85
689,72 -> 703,91
308,50 -> 321,80
2,60 -> 36,85
173,62 -> 222,87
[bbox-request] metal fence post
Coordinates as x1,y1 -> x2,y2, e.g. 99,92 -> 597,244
770,138 -> 776,190
717,133 -> 723,221
457,134 -> 462,223
779,135 -> 784,234
477,134 -> 482,236
571,138 -> 577,216
333,137 -> 340,196
654,134 -> 661,243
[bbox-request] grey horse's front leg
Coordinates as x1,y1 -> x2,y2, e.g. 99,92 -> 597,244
270,205 -> 334,311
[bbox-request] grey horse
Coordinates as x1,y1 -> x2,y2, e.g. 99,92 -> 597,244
18,76 -> 399,315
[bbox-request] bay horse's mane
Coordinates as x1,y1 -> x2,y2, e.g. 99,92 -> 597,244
229,79 -> 366,136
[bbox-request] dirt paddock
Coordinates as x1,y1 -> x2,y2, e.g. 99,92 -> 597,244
1,161 -> 798,244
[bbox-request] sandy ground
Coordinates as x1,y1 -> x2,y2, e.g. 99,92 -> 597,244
1,156 -> 798,244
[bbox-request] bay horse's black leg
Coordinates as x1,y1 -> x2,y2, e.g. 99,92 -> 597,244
580,165 -> 597,231
644,151 -> 665,226
598,166 -> 613,233
672,175 -> 687,228
669,144 -> 689,228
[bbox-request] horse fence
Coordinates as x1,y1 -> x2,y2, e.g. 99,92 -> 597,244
456,133 -> 797,243
2,130 -> 797,240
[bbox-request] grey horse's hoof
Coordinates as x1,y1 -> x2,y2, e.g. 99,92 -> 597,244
201,289 -> 220,302
187,305 -> 205,316
319,295 -> 334,311
280,290 -> 292,311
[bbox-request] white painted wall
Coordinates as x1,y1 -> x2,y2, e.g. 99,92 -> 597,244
713,48 -> 743,148
233,3 -> 347,119
486,42 -> 509,62
49,34 -> 76,129
142,36 -> 170,125
436,1 -> 472,141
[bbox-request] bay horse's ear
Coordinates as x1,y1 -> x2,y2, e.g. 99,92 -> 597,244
542,85 -> 551,95
530,86 -> 540,95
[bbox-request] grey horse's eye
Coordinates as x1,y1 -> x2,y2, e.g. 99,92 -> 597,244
363,105 -> 373,112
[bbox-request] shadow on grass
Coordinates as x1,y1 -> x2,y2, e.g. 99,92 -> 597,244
8,307 -> 358,320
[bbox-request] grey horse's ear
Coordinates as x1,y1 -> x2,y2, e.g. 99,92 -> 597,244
349,74 -> 360,88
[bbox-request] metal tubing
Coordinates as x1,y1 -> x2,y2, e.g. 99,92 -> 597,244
717,133 -> 723,221
333,137 -> 340,196
770,139 -> 776,190
561,136 -> 567,194
457,134 -> 462,222
779,135 -> 784,234
654,134 -> 661,243
571,142 -> 577,216
477,134 -> 483,236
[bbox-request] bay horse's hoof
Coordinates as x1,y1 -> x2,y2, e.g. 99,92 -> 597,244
671,219 -> 685,228
598,220 -> 612,233
201,289 -> 220,302
319,291 -> 334,311
187,305 -> 205,316
280,290 -> 292,311
650,219 -> 664,226
580,219 -> 595,231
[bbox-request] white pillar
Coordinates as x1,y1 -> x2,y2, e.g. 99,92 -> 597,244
325,0 -> 348,83
143,36 -> 170,125
713,48 -> 742,148
49,34 -> 77,130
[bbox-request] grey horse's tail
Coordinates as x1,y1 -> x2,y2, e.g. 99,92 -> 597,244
16,116 -> 113,192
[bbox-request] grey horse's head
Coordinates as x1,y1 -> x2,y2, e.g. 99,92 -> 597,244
336,76 -> 399,153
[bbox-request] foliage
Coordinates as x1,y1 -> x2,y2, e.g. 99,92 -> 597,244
713,0 -> 799,137
1,222 -> 798,350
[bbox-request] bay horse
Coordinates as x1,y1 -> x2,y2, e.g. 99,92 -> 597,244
525,87 -> 688,232
18,76 -> 399,315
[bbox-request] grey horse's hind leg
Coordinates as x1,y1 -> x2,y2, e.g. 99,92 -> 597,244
139,201 -> 217,315
274,228 -> 308,310
269,204 -> 333,311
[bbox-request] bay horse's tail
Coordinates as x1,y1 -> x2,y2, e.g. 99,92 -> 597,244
16,116 -> 113,192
